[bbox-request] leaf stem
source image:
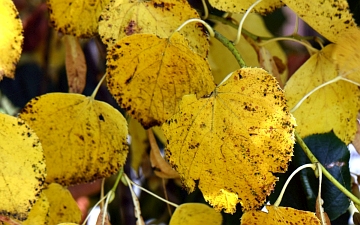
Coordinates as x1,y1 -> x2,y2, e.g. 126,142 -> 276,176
175,18 -> 214,37
233,0 -> 263,45
214,30 -> 246,68
274,163 -> 316,207
201,0 -> 209,19
290,76 -> 342,113
258,37 -> 319,53
294,132 -> 360,206
91,73 -> 107,99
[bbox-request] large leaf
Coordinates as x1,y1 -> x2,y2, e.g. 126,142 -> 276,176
293,132 -> 351,221
106,32 -> 215,128
162,68 -> 295,213
0,114 -> 46,221
19,93 -> 128,185
208,0 -> 283,14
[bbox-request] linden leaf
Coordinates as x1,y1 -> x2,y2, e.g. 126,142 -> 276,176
0,114 -> 46,221
99,0 -> 209,57
208,0 -> 283,14
0,0 -> 24,80
64,35 -> 87,93
162,68 -> 295,212
169,203 -> 222,225
129,118 -> 148,173
47,0 -> 111,37
332,27 -> 360,84
19,93 -> 128,185
281,0 -> 356,43
241,206 -> 320,224
23,193 -> 50,225
208,14 -> 288,85
284,44 -> 360,144
106,32 -> 215,128
43,183 -> 81,225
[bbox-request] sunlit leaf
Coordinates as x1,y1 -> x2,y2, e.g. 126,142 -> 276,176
162,68 -> 295,212
64,35 -> 87,93
0,0 -> 24,80
208,14 -> 287,85
106,32 -> 215,128
44,183 -> 81,225
0,113 -> 46,221
332,27 -> 360,84
19,93 -> 128,185
241,206 -> 320,224
99,0 -> 209,57
281,0 -> 356,43
284,44 -> 360,144
23,193 -> 50,225
129,118 -> 148,173
208,0 -> 283,14
47,0 -> 111,37
169,203 -> 222,225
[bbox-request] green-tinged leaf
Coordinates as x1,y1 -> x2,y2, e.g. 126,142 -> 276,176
293,131 -> 351,221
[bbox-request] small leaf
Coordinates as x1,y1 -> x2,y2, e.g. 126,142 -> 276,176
96,210 -> 111,225
315,196 -> 331,225
19,93 -> 128,185
353,212 -> 360,225
47,0 -> 111,37
281,0 -> 355,42
106,32 -> 215,128
258,46 -> 284,88
241,205 -> 321,224
169,203 -> 222,225
129,118 -> 149,173
64,35 -> 87,93
0,0 -> 24,80
208,0 -> 283,14
99,0 -> 209,57
23,193 -> 50,225
284,44 -> 360,144
162,68 -> 295,212
0,113 -> 46,221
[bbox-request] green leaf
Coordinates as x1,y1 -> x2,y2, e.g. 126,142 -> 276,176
293,131 -> 351,221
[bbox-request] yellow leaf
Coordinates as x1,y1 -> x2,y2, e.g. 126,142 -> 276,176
99,0 -> 209,57
284,44 -> 360,144
332,27 -> 360,84
241,206 -> 321,224
169,203 -> 222,225
23,193 -> 50,225
281,0 -> 355,43
47,0 -> 111,37
162,68 -> 295,212
208,0 -> 283,14
129,117 -> 149,173
106,32 -> 215,128
208,14 -> 288,85
64,35 -> 87,93
19,93 -> 128,185
43,183 -> 81,225
0,0 -> 23,80
0,113 -> 46,221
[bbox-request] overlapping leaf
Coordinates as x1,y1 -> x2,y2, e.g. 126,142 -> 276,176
208,0 -> 283,14
282,0 -> 356,43
106,32 -> 215,128
99,0 -> 209,57
241,206 -> 320,224
47,0 -> 111,37
0,0 -> 24,80
128,118 -> 148,173
169,203 -> 222,225
284,44 -> 360,144
332,27 -> 360,84
162,68 -> 295,213
19,93 -> 128,185
0,114 -> 46,221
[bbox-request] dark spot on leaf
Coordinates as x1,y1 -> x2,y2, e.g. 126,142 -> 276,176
99,114 -> 105,121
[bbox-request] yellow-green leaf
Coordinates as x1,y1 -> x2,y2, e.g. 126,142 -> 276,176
19,93 -> 128,185
162,68 -> 295,212
208,0 -> 283,14
106,32 -> 215,128
281,0 -> 356,43
241,206 -> 320,224
169,203 -> 222,225
0,0 -> 23,80
0,113 -> 46,221
284,44 -> 360,144
47,0 -> 111,37
99,0 -> 209,57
